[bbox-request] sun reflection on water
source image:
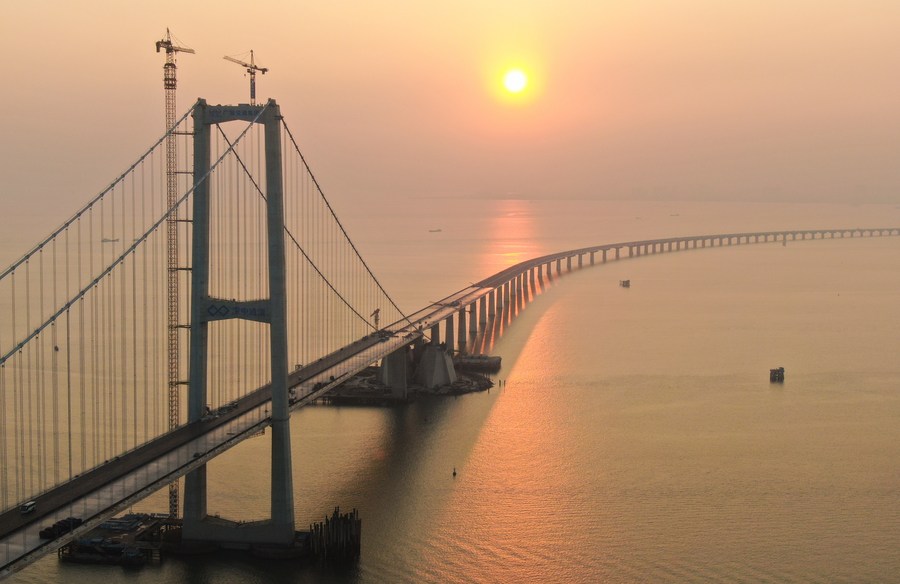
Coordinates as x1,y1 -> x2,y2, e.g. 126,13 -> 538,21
478,199 -> 545,277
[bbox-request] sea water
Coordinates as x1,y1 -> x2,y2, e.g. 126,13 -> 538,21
8,199 -> 900,583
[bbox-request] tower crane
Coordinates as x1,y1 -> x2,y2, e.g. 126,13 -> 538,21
154,28 -> 194,520
223,50 -> 269,105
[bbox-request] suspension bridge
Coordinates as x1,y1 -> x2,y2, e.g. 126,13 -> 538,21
1,97 -> 898,577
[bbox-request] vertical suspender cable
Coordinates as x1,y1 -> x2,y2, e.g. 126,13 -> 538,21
52,241 -> 60,485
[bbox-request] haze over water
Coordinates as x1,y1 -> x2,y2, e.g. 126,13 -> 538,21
7,199 -> 900,583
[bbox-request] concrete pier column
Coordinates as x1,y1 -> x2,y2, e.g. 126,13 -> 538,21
577,254 -> 583,268
430,323 -> 441,345
445,313 -> 455,354
518,274 -> 525,308
537,263 -> 544,282
184,102 -> 212,528
517,274 -> 525,307
457,307 -> 467,354
602,249 -> 608,263
488,290 -> 496,319
478,296 -> 488,330
615,248 -> 620,260
590,252 -> 595,265
380,347 -> 409,399
468,303 -> 478,339
556,258 -> 562,275
265,103 -> 297,545
529,267 -> 536,292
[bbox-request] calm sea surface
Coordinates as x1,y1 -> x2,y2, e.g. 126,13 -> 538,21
7,199 -> 900,583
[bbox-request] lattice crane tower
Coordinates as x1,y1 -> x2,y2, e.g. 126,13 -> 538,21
155,28 -> 194,519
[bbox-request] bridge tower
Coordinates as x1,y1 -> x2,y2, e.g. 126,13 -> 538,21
182,99 -> 295,546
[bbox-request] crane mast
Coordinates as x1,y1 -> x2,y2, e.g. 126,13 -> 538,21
155,28 -> 194,519
224,50 -> 269,105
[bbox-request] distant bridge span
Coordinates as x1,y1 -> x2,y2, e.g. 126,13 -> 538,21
1,225 -> 897,577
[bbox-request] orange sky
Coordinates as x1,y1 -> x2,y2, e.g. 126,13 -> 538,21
2,0 -> 900,233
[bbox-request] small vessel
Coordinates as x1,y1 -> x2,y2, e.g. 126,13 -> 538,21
770,367 -> 785,383
619,279 -> 631,288
428,229 -> 442,233
101,237 -> 120,243
453,354 -> 501,372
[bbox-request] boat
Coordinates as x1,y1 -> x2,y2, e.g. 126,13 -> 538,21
453,354 -> 501,372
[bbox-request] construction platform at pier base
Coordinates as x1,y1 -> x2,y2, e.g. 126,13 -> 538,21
320,364 -> 494,405
55,507 -> 360,569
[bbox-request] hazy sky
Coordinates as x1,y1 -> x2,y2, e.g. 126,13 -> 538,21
2,0 -> 900,236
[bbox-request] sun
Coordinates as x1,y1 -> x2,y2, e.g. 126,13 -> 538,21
503,69 -> 528,94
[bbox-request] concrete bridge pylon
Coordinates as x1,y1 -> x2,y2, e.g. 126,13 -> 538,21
183,100 -> 296,547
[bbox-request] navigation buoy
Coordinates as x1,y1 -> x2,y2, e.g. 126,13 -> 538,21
452,467 -> 457,478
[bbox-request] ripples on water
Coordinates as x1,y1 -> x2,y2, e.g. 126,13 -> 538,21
10,201 -> 900,583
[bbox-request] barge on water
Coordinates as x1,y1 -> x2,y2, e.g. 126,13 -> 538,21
770,367 -> 785,383
57,513 -> 171,567
453,354 -> 501,373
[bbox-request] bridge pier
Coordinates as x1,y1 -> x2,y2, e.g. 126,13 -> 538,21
414,334 -> 456,389
517,276 -> 523,311
479,296 -> 488,331
445,313 -> 455,355
457,307 -> 468,354
379,347 -> 410,398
